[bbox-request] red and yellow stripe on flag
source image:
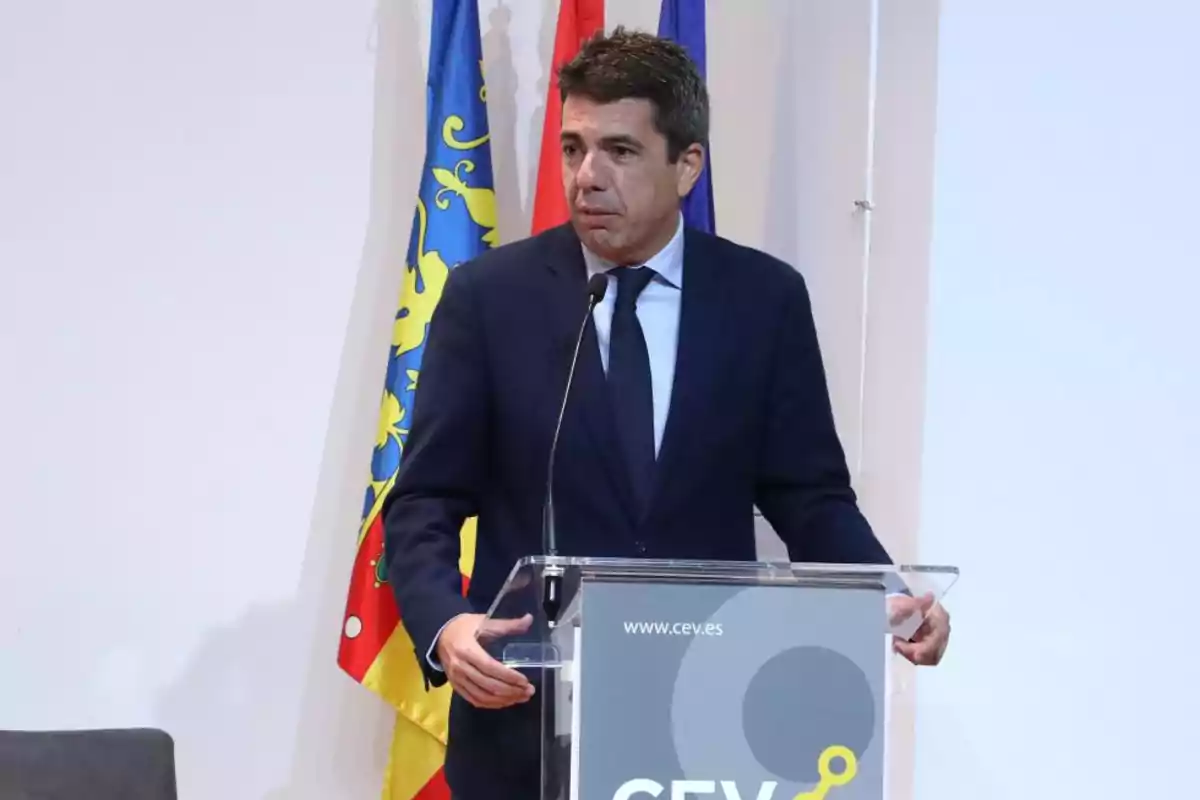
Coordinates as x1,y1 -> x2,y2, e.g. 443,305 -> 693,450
530,0 -> 605,234
338,0 -> 496,796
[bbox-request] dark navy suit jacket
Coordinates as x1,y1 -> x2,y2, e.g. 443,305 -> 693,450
381,222 -> 892,799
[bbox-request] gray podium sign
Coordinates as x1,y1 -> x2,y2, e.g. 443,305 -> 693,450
576,580 -> 885,800
479,556 -> 958,800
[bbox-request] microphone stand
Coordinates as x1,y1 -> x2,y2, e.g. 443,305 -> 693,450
542,274 -> 607,626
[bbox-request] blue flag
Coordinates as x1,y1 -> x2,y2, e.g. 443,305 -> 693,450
658,0 -> 715,233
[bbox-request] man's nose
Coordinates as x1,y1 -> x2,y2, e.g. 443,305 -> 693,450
574,151 -> 607,190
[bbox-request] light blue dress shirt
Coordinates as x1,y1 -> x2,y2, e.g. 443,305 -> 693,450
581,213 -> 685,457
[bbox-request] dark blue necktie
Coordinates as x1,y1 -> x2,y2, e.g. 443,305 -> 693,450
608,266 -> 657,513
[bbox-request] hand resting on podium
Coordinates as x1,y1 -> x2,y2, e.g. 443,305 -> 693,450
887,593 -> 951,666
433,612 -> 536,709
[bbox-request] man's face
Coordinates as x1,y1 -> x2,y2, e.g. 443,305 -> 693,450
560,95 -> 702,265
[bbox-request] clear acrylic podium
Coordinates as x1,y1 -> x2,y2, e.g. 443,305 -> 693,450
476,556 -> 958,800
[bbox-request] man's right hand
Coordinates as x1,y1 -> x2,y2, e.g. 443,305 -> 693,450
434,612 -> 535,709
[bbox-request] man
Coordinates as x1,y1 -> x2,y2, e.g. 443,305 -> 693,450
383,27 -> 950,800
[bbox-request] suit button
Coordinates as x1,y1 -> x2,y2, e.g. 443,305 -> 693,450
635,541 -> 647,554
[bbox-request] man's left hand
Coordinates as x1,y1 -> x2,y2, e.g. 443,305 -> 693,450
890,593 -> 951,666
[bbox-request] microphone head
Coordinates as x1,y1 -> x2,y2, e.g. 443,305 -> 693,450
586,273 -> 608,304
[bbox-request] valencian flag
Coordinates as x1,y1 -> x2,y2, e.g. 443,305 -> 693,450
530,0 -> 605,234
337,0 -> 496,797
658,0 -> 715,233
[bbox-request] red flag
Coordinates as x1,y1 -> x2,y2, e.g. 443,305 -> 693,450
530,0 -> 605,234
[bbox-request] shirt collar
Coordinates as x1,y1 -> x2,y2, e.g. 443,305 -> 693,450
581,213 -> 685,289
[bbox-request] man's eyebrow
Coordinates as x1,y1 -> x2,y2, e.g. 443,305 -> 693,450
599,134 -> 642,150
559,131 -> 644,150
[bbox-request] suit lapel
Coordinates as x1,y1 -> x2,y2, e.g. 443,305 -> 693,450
541,225 -> 640,527
647,228 -> 729,520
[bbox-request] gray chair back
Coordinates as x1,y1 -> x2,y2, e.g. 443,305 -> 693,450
0,728 -> 177,800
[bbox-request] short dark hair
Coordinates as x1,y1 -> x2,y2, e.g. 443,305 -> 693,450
557,26 -> 709,162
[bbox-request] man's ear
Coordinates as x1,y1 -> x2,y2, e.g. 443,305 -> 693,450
675,143 -> 706,198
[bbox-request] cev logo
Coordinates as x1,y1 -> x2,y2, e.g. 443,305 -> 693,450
612,746 -> 857,800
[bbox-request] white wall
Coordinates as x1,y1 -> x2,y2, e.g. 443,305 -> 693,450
17,1 -> 1188,799
3,1 -> 927,797
0,1 -> 396,797
914,2 -> 1200,798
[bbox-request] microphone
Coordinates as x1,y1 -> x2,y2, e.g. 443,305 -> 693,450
542,273 -> 608,624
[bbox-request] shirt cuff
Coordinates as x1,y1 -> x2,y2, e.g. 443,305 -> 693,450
426,618 -> 454,672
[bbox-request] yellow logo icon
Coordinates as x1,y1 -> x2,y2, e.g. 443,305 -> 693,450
792,746 -> 857,800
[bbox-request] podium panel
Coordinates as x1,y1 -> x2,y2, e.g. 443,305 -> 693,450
477,556 -> 957,800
